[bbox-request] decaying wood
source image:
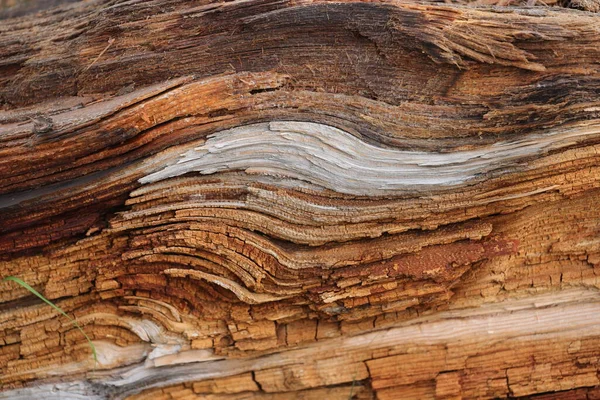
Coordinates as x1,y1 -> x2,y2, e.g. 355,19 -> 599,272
1,0 -> 600,398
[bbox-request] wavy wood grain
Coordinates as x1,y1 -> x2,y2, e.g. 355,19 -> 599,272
1,0 -> 600,399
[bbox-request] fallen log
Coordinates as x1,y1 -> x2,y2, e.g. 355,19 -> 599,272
1,0 -> 600,399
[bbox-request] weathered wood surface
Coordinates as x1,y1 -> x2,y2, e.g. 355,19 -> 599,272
1,0 -> 600,398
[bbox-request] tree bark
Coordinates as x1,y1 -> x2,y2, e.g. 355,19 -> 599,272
1,0 -> 600,399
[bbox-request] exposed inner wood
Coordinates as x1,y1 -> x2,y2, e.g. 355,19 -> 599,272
1,0 -> 600,399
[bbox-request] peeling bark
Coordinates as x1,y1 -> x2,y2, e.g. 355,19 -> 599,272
1,0 -> 600,399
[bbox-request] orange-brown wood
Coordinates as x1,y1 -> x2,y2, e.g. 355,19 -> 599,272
1,0 -> 600,398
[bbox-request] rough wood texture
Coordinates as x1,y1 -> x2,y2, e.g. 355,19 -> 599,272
1,0 -> 600,399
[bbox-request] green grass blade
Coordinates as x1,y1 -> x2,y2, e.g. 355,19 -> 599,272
348,374 -> 357,399
3,276 -> 98,367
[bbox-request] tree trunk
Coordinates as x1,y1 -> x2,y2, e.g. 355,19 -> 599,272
1,0 -> 600,399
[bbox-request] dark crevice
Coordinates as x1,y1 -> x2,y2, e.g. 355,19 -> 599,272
249,87 -> 279,95
251,370 -> 264,391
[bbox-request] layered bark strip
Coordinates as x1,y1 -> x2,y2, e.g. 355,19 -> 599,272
1,0 -> 600,399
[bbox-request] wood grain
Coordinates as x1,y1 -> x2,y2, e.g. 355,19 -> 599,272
1,0 -> 599,398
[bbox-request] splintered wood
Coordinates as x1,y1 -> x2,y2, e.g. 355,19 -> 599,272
1,0 -> 600,399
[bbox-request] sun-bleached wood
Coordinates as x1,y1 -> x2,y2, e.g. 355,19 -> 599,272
1,0 -> 600,399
